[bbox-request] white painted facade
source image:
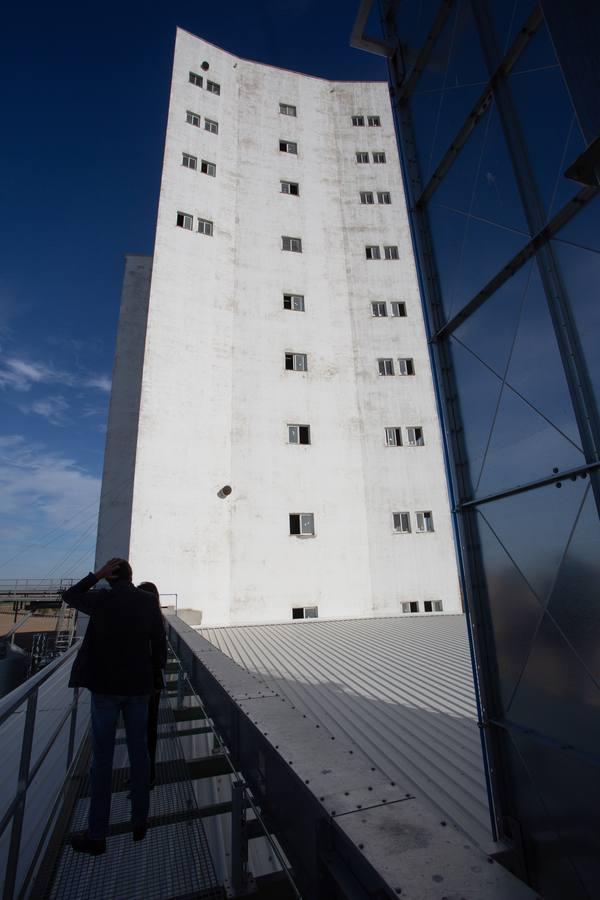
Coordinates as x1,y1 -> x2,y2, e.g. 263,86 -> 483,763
96,29 -> 462,625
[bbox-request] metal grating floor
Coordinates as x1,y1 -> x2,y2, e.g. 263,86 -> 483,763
45,689 -> 224,900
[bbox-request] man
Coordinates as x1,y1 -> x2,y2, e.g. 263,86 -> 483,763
62,558 -> 167,855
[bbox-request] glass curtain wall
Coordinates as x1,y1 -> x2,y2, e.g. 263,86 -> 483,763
378,2 -> 600,898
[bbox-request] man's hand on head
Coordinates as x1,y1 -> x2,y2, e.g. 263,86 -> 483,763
94,558 -> 124,581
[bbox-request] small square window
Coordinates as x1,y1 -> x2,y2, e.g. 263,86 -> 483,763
201,159 -> 216,177
368,115 -> 381,127
289,513 -> 314,535
207,80 -> 220,95
371,302 -> 387,317
283,293 -> 305,311
398,358 -> 415,376
365,245 -> 381,260
385,427 -> 402,447
391,301 -> 407,317
198,218 -> 213,236
360,191 -> 374,204
416,511 -> 434,533
186,110 -> 201,127
377,191 -> 391,204
402,601 -> 419,613
351,115 -> 365,126
204,118 -> 219,134
424,600 -> 443,613
406,426 -> 424,446
356,151 -> 369,164
280,140 -> 298,154
189,72 -> 203,87
292,606 -> 318,619
282,236 -> 302,252
378,358 -> 394,376
182,153 -> 197,170
176,211 -> 193,230
281,181 -> 299,196
285,353 -> 307,371
280,103 -> 297,116
384,245 -> 399,260
288,424 -> 311,444
393,512 -> 411,534
372,151 -> 386,163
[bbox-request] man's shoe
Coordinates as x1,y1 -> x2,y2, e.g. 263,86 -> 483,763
70,833 -> 106,855
132,823 -> 147,842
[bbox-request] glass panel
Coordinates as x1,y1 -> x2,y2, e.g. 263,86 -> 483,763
489,0 -> 537,56
393,0 -> 440,64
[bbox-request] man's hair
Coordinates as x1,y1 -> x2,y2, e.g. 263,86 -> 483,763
110,559 -> 133,582
138,581 -> 159,598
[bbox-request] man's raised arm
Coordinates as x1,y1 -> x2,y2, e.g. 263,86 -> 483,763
61,558 -> 122,615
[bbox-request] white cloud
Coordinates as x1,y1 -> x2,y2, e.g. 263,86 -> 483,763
0,355 -> 111,395
18,394 -> 70,426
84,374 -> 111,393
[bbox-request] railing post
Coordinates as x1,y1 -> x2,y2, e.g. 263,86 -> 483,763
231,780 -> 250,895
176,670 -> 185,710
3,690 -> 38,900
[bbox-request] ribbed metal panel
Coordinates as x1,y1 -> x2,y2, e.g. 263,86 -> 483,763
200,614 -> 492,851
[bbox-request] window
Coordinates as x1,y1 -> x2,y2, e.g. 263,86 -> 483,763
280,140 -> 298,154
206,80 -> 220,95
360,191 -> 374,204
182,153 -> 197,170
416,511 -> 434,533
204,118 -> 219,134
378,358 -> 394,376
384,245 -> 399,260
385,427 -> 402,447
371,302 -> 387,317
393,512 -> 411,534
176,211 -> 193,230
398,358 -> 415,375
391,301 -> 407,317
198,218 -> 213,236
377,191 -> 391,204
372,151 -> 386,163
365,245 -> 381,260
289,513 -> 314,535
424,600 -> 443,613
281,181 -> 299,196
283,293 -> 305,311
189,71 -> 203,87
356,151 -> 369,163
368,115 -> 381,127
186,110 -> 201,127
288,424 -> 311,444
352,115 -> 365,126
280,103 -> 297,116
406,426 -> 424,446
292,606 -> 318,619
282,236 -> 302,253
402,601 -> 419,613
285,353 -> 307,371
201,159 -> 216,177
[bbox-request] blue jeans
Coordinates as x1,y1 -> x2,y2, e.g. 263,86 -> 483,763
89,693 -> 150,839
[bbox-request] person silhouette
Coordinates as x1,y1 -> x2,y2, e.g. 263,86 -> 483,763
137,581 -> 164,788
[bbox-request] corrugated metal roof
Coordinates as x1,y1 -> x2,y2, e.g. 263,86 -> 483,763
200,613 -> 493,852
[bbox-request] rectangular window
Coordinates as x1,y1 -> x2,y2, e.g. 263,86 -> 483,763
368,115 -> 381,127
402,601 -> 419,613
285,353 -> 307,371
201,159 -> 216,177
393,512 -> 411,534
182,153 -> 197,170
186,110 -> 201,127
289,513 -> 314,535
391,301 -> 407,317
372,151 -> 386,163
351,115 -> 365,126
288,424 -> 311,444
398,357 -> 415,375
424,600 -> 443,613
356,151 -> 369,163
280,140 -> 298,154
176,211 -> 193,230
204,118 -> 219,134
292,606 -> 318,619
371,301 -> 387,317
189,71 -> 203,87
198,218 -> 213,236
416,511 -> 434,533
360,191 -> 374,204
206,80 -> 220,95
280,102 -> 297,116
377,191 -> 391,204
282,236 -> 302,253
384,245 -> 399,260
406,426 -> 424,446
365,245 -> 381,260
283,293 -> 305,311
281,181 -> 299,195
378,358 -> 394,376
385,427 -> 402,447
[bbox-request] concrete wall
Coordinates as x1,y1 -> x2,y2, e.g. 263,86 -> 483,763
97,30 -> 461,624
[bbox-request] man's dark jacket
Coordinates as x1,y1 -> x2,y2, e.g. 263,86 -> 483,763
62,573 -> 167,695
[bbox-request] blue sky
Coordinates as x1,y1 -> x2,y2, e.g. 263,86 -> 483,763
0,0 -> 386,580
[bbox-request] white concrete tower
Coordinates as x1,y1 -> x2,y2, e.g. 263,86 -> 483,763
96,29 -> 462,625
